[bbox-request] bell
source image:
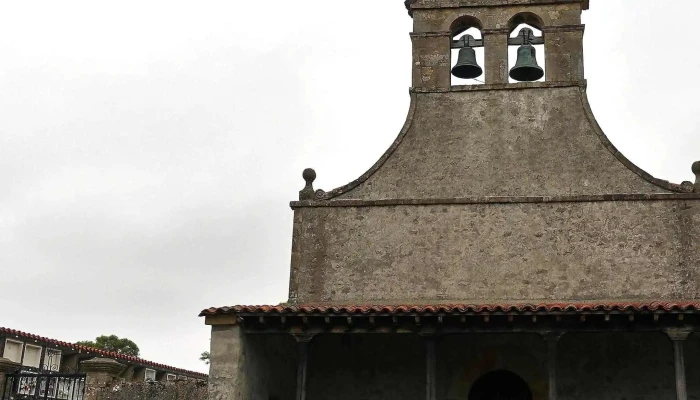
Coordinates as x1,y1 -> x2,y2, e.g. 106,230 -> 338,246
451,47 -> 483,80
509,44 -> 544,82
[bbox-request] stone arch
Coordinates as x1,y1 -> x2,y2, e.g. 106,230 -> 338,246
450,15 -> 484,37
468,370 -> 533,400
507,12 -> 545,33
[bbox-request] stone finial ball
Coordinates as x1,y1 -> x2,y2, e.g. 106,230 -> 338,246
693,161 -> 700,175
302,168 -> 317,183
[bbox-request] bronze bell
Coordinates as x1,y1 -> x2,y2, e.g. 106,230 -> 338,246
451,47 -> 483,80
509,44 -> 544,82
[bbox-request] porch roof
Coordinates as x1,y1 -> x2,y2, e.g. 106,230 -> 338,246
199,301 -> 700,317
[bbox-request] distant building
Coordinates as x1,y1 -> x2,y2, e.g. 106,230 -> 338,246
0,327 -> 207,382
201,1 -> 700,400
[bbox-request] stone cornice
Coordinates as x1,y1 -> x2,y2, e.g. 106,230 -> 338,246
406,0 -> 588,17
409,31 -> 452,39
542,24 -> 586,33
413,80 -> 585,93
291,193 -> 700,209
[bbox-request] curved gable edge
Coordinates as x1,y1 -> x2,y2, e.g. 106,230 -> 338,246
310,87 -> 690,203
313,92 -> 418,201
579,86 -> 689,194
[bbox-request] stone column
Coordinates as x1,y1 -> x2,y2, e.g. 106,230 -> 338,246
209,323 -> 246,400
293,334 -> 314,400
0,357 -> 21,395
425,336 -> 437,400
80,358 -> 126,400
665,329 -> 692,400
482,29 -> 509,84
543,332 -> 564,400
410,32 -> 452,90
543,25 -> 585,82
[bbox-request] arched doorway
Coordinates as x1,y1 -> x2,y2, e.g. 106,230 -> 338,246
468,370 -> 533,400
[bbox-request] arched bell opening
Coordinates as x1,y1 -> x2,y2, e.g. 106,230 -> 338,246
450,16 -> 485,86
468,370 -> 533,400
507,12 -> 544,33
507,13 -> 546,83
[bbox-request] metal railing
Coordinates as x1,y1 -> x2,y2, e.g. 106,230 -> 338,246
2,371 -> 86,400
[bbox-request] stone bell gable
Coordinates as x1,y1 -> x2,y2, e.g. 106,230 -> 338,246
310,0 -> 680,201
406,0 -> 588,88
288,0 -> 700,305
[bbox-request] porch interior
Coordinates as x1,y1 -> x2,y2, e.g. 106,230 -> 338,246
246,331 -> 700,400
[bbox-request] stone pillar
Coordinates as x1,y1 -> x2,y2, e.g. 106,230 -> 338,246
424,336 -> 437,400
543,332 -> 564,400
293,334 -> 314,400
482,29 -> 509,84
80,358 -> 126,400
0,357 -> 21,395
665,329 -> 692,400
543,25 -> 585,82
410,32 -> 452,90
209,323 -> 246,400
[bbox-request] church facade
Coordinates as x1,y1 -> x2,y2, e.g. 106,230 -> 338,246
201,1 -> 700,399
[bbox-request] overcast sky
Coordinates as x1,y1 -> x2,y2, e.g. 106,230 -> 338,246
1,1 -> 699,374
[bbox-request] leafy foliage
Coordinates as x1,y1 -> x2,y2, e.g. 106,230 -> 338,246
76,335 -> 140,357
199,351 -> 210,365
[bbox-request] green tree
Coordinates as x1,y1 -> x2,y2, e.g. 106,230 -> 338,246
199,351 -> 210,365
76,335 -> 140,357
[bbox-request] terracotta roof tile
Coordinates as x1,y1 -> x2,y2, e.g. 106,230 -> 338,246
199,301 -> 700,317
0,327 -> 207,379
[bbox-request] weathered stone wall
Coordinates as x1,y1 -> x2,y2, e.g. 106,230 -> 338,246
306,335 -> 425,400
290,199 -> 700,304
208,326 -> 296,400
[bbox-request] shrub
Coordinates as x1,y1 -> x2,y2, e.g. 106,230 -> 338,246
95,380 -> 208,400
